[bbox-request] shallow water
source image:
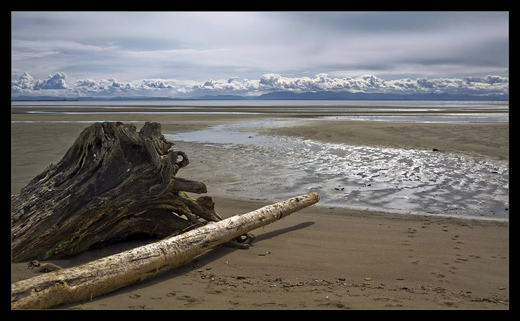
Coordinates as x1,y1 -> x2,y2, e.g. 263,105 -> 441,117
12,100 -> 509,122
166,120 -> 509,221
12,99 -> 509,108
322,114 -> 508,123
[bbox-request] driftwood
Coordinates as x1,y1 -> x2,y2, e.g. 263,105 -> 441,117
11,192 -> 320,309
11,121 -> 251,262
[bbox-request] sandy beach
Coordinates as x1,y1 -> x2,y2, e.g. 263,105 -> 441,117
11,106 -> 509,309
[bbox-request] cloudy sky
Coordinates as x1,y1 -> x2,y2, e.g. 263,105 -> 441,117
11,11 -> 509,98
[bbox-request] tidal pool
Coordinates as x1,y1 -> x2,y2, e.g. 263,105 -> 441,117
165,120 -> 509,221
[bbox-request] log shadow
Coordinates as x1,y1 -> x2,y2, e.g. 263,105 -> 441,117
184,221 -> 315,267
160,221 -> 315,276
254,221 -> 315,242
191,221 -> 315,265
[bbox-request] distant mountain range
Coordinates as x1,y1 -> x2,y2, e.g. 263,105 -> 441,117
12,91 -> 509,101
255,91 -> 508,101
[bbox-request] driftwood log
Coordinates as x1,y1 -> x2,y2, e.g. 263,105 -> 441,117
11,192 -> 320,309
11,121 -> 253,263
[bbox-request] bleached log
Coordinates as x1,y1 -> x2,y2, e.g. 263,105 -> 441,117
11,192 -> 319,309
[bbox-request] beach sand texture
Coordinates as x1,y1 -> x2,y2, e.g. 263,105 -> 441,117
11,107 -> 508,309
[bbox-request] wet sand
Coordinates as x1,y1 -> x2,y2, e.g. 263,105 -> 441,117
11,108 -> 509,309
262,119 -> 509,160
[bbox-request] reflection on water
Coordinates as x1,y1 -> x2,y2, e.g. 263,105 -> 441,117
322,114 -> 508,123
166,121 -> 509,221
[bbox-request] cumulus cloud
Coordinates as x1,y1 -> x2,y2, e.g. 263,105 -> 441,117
11,72 -> 508,98
11,72 -> 35,91
255,73 -> 509,96
12,72 -> 68,92
70,77 -> 183,97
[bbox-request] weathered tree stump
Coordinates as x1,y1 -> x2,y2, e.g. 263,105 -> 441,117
11,121 -> 252,262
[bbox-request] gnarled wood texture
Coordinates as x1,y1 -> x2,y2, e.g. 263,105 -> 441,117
11,121 -> 246,262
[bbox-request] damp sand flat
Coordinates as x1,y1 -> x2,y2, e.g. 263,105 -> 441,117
11,107 -> 508,309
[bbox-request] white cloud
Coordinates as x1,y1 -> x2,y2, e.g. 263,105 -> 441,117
70,77 -> 185,97
11,72 -> 509,98
254,73 -> 510,95
12,72 -> 68,92
11,72 -> 35,91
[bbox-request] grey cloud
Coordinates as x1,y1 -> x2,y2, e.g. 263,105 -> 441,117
481,75 -> 508,84
12,12 -> 508,83
280,12 -> 456,33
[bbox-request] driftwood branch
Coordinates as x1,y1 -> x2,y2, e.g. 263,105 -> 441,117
11,192 -> 320,309
170,177 -> 208,194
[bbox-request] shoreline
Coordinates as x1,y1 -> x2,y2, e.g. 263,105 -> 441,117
11,109 -> 509,309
